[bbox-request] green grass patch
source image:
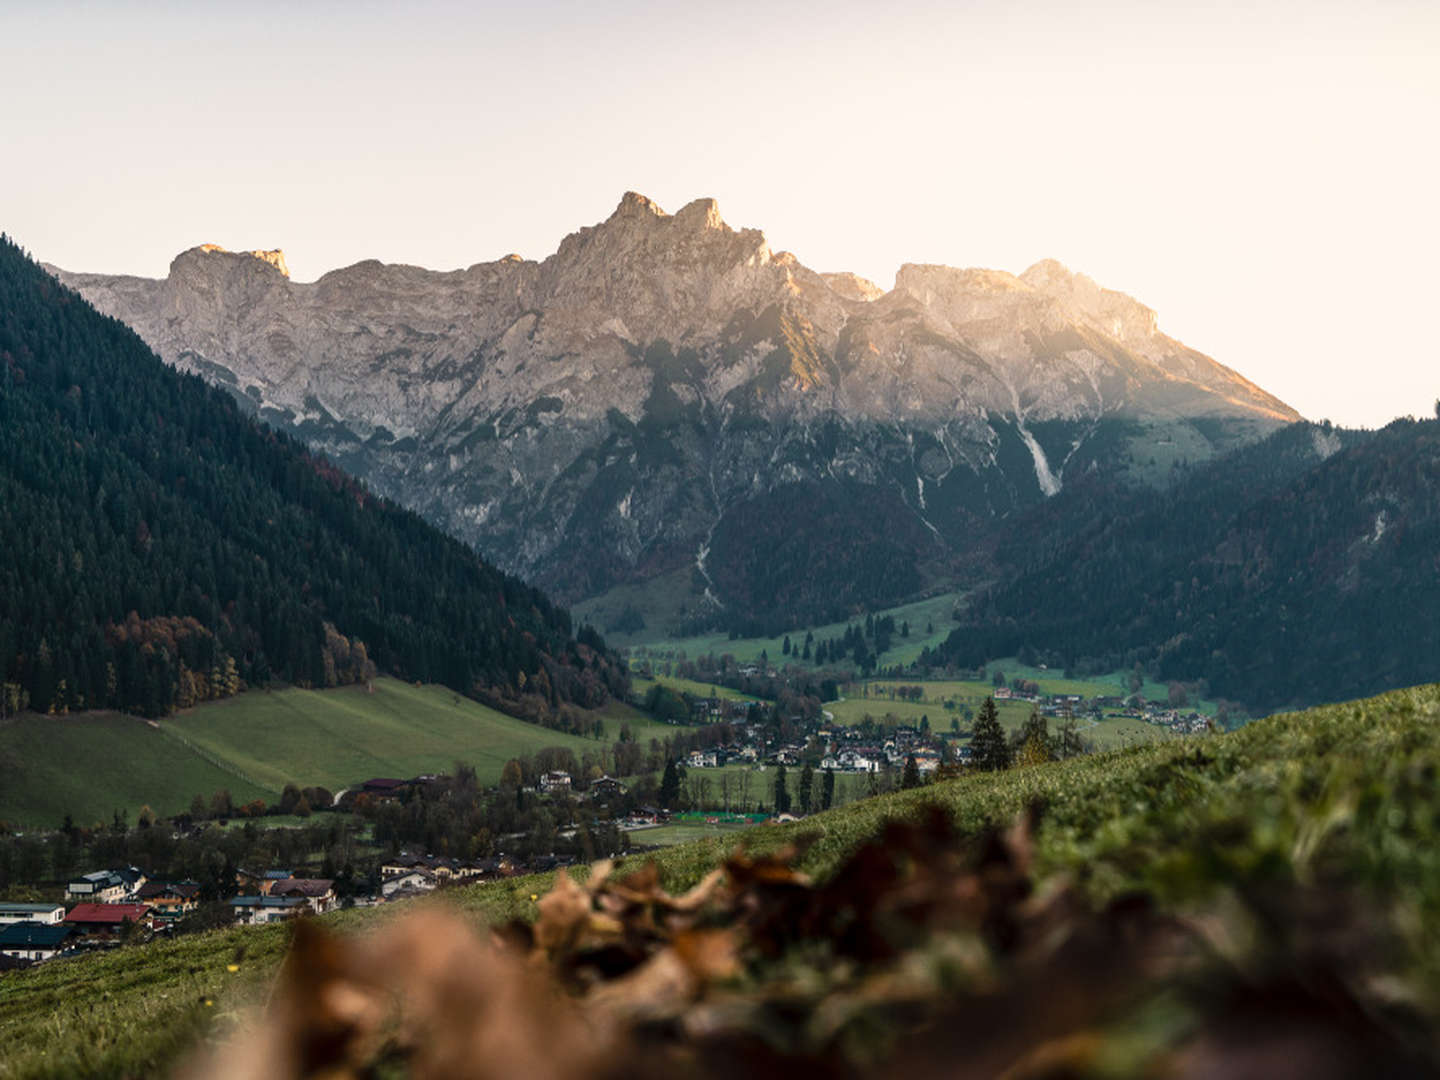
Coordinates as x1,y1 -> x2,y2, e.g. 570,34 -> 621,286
0,678 -> 678,830
631,675 -> 761,703
624,822 -> 754,848
0,713 -> 272,830
163,678 -> 674,794
621,592 -> 964,668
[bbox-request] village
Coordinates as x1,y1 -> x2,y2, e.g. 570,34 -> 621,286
0,684 -> 1212,970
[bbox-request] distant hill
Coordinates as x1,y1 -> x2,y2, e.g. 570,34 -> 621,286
0,236 -> 626,719
929,420 -> 1440,711
51,194 -> 1298,631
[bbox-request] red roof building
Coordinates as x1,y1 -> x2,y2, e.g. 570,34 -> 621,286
64,903 -> 153,938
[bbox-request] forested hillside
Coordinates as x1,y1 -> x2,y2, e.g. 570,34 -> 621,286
930,419 -> 1440,711
0,237 -> 626,718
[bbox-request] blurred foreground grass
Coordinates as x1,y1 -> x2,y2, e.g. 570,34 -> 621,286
3,682 -> 1439,1078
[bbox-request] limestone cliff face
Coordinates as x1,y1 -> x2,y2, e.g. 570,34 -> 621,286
51,194 -> 1300,612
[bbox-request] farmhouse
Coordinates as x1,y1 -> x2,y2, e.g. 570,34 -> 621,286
65,866 -> 146,903
380,869 -> 437,898
589,775 -> 626,798
0,903 -> 65,926
268,878 -> 337,914
64,903 -> 153,940
539,770 -> 573,794
135,881 -> 201,921
0,922 -> 77,963
229,895 -> 309,925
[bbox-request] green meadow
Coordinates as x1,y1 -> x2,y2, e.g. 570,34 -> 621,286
0,713 -> 272,830
0,679 -> 679,829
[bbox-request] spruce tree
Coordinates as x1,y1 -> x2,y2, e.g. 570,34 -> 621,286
971,696 -> 1011,771
659,759 -> 682,809
773,765 -> 791,814
822,767 -> 836,810
902,754 -> 921,789
798,763 -> 815,814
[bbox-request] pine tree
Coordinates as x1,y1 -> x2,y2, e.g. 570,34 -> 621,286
822,767 -> 836,810
773,765 -> 791,815
798,763 -> 815,814
971,696 -> 1011,771
659,759 -> 682,809
902,754 -> 921,789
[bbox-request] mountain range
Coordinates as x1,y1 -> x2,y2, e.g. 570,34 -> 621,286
52,194 -> 1299,630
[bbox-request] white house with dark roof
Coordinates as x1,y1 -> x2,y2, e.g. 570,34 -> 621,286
0,903 -> 65,926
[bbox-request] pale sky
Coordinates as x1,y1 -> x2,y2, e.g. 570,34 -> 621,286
3,0 -> 1436,427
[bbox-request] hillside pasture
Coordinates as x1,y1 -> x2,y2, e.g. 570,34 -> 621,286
0,713 -> 273,829
0,679 -> 680,829
163,678 -> 675,794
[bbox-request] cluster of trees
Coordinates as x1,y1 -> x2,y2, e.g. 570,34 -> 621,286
968,699 -> 1089,772
355,764 -> 630,863
707,480 -> 936,636
0,807 -> 363,899
812,616 -> 898,676
659,654 -> 835,718
0,236 -> 626,717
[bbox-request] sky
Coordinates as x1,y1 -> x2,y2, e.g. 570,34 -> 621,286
2,0 -> 1436,427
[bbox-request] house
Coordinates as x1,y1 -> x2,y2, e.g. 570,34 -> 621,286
260,869 -> 296,895
268,878 -> 337,914
0,903 -> 65,927
589,776 -> 626,798
539,771 -> 572,794
380,869 -> 437,898
229,896 -> 309,925
135,881 -> 201,921
64,903 -> 153,940
66,866 -> 147,903
0,922 -> 77,963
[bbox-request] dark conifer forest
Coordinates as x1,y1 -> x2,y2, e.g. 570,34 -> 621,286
929,419 -> 1440,712
0,237 -> 625,718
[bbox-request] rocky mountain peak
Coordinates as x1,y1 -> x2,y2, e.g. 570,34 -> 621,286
609,190 -> 666,222
1020,258 -> 1156,343
186,244 -> 290,278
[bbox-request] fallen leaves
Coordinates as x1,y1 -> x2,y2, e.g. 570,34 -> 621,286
178,804 -> 1440,1080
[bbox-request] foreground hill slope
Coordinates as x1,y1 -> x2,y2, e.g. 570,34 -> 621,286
3,681 -> 1438,1077
52,196 -> 1299,627
935,418 -> 1440,711
0,236 -> 624,719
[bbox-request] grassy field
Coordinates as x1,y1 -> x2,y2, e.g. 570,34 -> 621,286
164,678 -> 678,794
7,681 -> 1440,1077
0,679 -> 680,829
674,763 -> 873,812
620,591 -> 964,670
831,676 -> 1185,751
0,713 -> 273,830
623,821 -> 755,848
630,675 -> 761,704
